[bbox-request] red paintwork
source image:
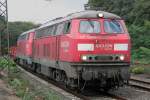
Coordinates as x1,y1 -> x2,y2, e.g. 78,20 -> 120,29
10,46 -> 17,59
17,32 -> 34,57
33,36 -> 57,60
15,18 -> 130,65
32,18 -> 130,63
60,19 -> 130,62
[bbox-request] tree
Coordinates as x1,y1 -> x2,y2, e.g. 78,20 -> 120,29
129,0 -> 150,25
8,21 -> 38,46
0,21 -> 38,54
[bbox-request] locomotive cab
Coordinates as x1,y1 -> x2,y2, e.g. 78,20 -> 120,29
16,30 -> 35,65
60,11 -> 131,89
69,14 -> 130,64
79,19 -> 129,62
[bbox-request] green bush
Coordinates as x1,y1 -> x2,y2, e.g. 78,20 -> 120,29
132,47 -> 150,64
130,66 -> 145,74
0,57 -> 17,72
136,47 -> 150,59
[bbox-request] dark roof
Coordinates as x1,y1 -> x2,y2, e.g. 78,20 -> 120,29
39,10 -> 121,29
66,10 -> 121,19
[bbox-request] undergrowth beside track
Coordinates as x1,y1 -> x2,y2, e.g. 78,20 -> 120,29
130,65 -> 150,75
0,57 -> 62,100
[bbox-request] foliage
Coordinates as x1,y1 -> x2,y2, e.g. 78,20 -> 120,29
130,65 -> 150,74
130,66 -> 145,74
136,47 -> 150,59
132,47 -> 150,64
0,21 -> 39,54
128,21 -> 150,49
0,57 -> 17,72
0,57 -> 61,99
8,22 -> 39,46
144,66 -> 150,74
9,78 -> 29,97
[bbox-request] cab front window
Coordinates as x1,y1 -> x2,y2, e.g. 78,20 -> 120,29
79,20 -> 100,34
104,20 -> 124,34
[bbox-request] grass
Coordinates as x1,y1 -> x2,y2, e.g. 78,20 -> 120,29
0,57 -> 62,100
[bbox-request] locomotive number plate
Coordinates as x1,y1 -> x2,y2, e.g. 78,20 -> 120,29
95,44 -> 113,50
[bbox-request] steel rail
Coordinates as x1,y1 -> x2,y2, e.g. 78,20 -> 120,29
129,78 -> 150,92
130,78 -> 150,85
104,92 -> 127,100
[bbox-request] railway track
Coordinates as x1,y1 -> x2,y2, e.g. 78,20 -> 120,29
100,92 -> 127,100
129,77 -> 150,92
18,64 -> 127,100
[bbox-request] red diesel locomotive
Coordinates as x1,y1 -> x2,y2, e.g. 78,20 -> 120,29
16,10 -> 131,90
10,46 -> 17,60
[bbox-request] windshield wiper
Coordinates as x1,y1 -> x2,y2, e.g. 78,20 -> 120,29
87,20 -> 94,28
112,19 -> 120,27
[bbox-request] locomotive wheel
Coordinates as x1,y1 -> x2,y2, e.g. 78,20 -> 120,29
55,70 -> 61,82
36,65 -> 41,74
30,64 -> 36,72
48,68 -> 53,79
64,75 -> 69,87
66,78 -> 77,90
52,70 -> 56,80
61,71 -> 67,83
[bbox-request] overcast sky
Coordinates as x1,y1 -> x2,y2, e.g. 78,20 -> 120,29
8,0 -> 88,24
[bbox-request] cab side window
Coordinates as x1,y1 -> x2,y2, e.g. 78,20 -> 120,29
55,23 -> 64,35
51,25 -> 57,35
26,33 -> 30,40
18,34 -> 27,40
63,21 -> 71,34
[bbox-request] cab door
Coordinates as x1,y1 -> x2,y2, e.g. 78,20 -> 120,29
27,32 -> 35,57
56,36 -> 60,60
54,23 -> 64,61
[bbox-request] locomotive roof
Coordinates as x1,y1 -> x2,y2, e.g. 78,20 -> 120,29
38,10 -> 121,29
20,29 -> 35,36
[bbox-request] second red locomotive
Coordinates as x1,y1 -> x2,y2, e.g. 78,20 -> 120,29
15,10 -> 131,90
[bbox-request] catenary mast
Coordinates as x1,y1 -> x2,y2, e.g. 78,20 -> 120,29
0,0 -> 8,55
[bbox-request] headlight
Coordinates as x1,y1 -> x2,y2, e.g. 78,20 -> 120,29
98,13 -> 104,17
119,55 -> 125,61
81,56 -> 87,61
